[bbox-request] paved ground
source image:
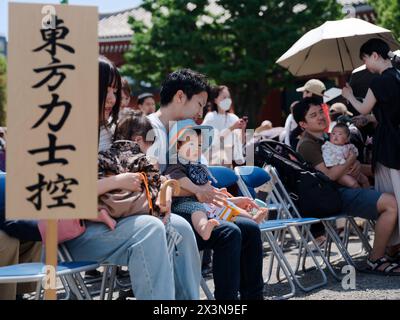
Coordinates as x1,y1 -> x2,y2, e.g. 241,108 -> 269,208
200,235 -> 400,300
28,232 -> 400,300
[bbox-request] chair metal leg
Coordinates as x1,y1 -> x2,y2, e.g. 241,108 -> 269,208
300,224 -> 342,281
199,250 -> 215,300
322,220 -> 355,268
59,275 -> 71,300
347,217 -> 372,253
35,281 -> 42,300
264,231 -> 296,299
99,265 -> 112,300
107,266 -> 117,300
64,274 -> 85,300
292,226 -> 328,292
200,277 -> 215,300
74,272 -> 93,300
270,224 -> 328,293
265,251 -> 275,283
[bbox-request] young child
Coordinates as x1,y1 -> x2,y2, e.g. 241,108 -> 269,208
118,77 -> 133,119
322,123 -> 370,188
165,120 -> 268,241
96,114 -> 169,230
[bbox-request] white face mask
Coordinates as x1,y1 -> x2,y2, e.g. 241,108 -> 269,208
218,98 -> 232,111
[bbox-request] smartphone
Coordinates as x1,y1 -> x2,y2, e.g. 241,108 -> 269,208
242,116 -> 248,122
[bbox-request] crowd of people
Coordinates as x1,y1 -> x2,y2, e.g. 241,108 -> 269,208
0,38 -> 400,300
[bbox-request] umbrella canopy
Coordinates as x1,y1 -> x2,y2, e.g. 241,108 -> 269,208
276,18 -> 400,76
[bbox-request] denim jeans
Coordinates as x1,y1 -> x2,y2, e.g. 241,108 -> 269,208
182,215 -> 264,300
65,213 -> 200,300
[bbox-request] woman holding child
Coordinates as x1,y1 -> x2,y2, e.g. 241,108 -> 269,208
65,56 -> 201,300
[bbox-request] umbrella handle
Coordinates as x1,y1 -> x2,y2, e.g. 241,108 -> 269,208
159,179 -> 180,207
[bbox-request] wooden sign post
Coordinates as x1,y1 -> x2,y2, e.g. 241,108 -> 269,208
7,3 -> 99,300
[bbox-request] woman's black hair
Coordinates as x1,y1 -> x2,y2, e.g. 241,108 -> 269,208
99,56 -> 121,128
359,38 -> 390,60
207,85 -> 229,112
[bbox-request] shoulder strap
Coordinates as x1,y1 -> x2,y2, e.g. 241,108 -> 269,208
138,172 -> 154,215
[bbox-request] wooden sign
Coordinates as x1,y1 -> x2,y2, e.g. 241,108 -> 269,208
6,3 -> 98,220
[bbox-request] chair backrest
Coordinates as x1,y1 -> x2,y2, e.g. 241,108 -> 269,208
208,166 -> 238,189
234,166 -> 271,198
264,166 -> 301,219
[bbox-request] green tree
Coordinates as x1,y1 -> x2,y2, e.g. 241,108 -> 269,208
123,0 -> 342,125
368,0 -> 400,41
0,55 -> 6,126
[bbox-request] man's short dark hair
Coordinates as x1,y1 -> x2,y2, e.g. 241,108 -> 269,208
292,97 -> 322,124
359,38 -> 390,60
137,92 -> 154,105
160,69 -> 210,106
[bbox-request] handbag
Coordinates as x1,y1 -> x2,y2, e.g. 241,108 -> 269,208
99,172 -> 155,218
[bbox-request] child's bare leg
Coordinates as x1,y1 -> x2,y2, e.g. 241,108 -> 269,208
192,211 -> 219,241
252,207 -> 269,224
90,208 -> 117,230
338,174 -> 360,189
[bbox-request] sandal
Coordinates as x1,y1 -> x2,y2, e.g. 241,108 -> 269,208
365,257 -> 400,276
385,251 -> 400,263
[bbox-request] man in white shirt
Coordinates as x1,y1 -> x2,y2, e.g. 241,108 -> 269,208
147,69 -> 264,300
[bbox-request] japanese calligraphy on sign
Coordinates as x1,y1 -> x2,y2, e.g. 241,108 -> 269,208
7,3 -> 98,219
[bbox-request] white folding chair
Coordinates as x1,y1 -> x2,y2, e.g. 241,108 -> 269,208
234,166 -> 331,294
266,166 -> 372,272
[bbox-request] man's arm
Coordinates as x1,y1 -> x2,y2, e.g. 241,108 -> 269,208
314,152 -> 357,181
298,138 -> 357,181
176,177 -> 227,206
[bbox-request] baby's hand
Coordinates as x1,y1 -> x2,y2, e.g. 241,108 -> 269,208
251,208 -> 268,224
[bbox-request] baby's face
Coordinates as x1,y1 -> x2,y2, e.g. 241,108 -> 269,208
330,127 -> 349,146
178,132 -> 201,162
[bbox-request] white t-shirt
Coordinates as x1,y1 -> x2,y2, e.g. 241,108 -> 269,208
201,111 -> 245,165
283,114 -> 298,146
147,113 -> 169,174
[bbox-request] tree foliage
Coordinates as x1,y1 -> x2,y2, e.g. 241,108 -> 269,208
368,0 -> 400,41
123,0 -> 342,125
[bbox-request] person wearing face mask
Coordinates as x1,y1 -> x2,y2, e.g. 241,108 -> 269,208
202,85 -> 246,167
